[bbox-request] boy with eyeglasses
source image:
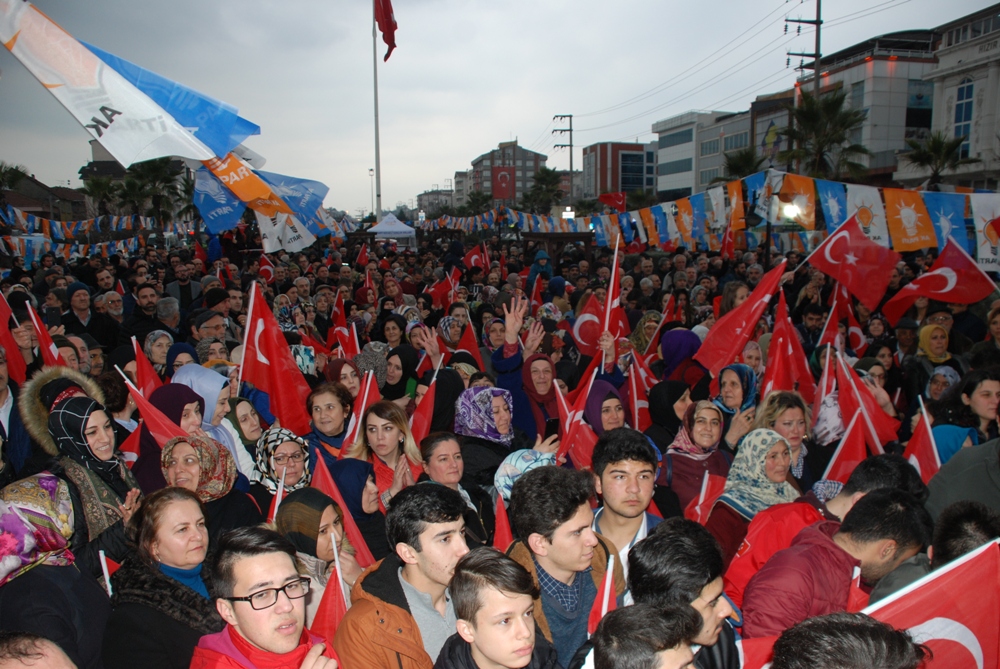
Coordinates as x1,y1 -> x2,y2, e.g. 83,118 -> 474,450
190,526 -> 338,669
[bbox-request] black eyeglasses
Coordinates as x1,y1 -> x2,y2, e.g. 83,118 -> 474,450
224,577 -> 311,610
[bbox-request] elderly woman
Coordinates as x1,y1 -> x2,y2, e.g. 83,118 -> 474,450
305,383 -> 353,472
144,330 -> 174,379
660,401 -> 731,509
343,401 -> 423,511
102,488 -> 224,669
713,363 -> 759,453
453,386 -> 526,489
249,427 -> 312,515
753,391 -> 816,494
223,396 -> 268,464
418,433 -> 494,546
628,311 -> 663,356
275,488 -> 362,625
903,324 -> 969,404
704,428 -> 796,569
437,315 -> 464,353
160,435 -> 261,542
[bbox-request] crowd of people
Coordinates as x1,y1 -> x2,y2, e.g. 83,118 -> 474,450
0,232 -> 998,669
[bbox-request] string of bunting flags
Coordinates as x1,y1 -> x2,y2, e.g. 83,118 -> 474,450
0,205 -> 159,240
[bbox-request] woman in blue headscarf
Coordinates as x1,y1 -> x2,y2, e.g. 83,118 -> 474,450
713,363 -> 758,454
661,329 -> 706,388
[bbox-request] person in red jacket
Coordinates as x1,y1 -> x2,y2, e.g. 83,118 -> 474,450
190,526 -> 339,669
742,489 -> 932,639
724,455 -> 925,608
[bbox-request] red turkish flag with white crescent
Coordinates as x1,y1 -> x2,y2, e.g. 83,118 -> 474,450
343,371 -> 382,447
355,244 -> 369,268
27,306 -> 66,368
684,470 -> 727,526
882,237 -> 999,325
258,254 -> 276,285
902,402 -> 940,485
762,292 -> 816,403
131,336 -> 163,397
572,294 -> 603,358
864,539 -> 1000,669
806,215 -> 903,311
835,353 -> 899,453
821,413 -> 868,484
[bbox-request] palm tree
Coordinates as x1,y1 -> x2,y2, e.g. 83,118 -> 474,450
521,167 -> 564,214
715,147 -> 767,181
573,198 -> 600,216
127,158 -> 182,227
0,161 -> 29,212
626,190 -> 658,211
900,130 -> 980,191
461,190 -> 494,216
116,177 -> 151,217
78,176 -> 118,217
778,90 -> 871,180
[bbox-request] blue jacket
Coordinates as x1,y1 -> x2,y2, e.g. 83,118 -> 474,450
3,383 -> 32,475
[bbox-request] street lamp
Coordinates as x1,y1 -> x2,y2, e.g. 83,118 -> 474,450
369,169 -> 375,221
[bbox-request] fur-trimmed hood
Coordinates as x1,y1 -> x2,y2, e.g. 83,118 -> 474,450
110,556 -> 224,636
19,366 -> 105,457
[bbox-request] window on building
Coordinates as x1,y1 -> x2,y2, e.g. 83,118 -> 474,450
516,171 -> 523,177
701,139 -> 720,156
516,160 -> 523,166
516,181 -> 523,188
646,151 -> 655,163
646,177 -> 654,187
646,165 -> 654,175
658,129 -> 693,149
658,158 -> 693,176
723,132 -> 749,152
850,81 -> 865,111
955,78 -> 973,159
700,168 -> 720,185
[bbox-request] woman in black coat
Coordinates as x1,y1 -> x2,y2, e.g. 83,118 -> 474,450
102,488 -> 225,669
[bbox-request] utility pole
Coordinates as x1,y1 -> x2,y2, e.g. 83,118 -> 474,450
553,114 -> 574,203
786,0 -> 822,98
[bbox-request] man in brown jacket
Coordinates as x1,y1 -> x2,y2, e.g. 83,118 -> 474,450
334,484 -> 470,668
506,466 -> 625,669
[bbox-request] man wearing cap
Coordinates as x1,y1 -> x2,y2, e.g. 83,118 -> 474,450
188,310 -> 227,348
203,288 -> 241,344
62,282 -> 124,351
79,334 -> 105,378
893,318 -> 920,366
923,303 -> 973,356
165,262 -> 201,311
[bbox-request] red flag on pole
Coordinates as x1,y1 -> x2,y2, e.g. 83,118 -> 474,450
587,555 -> 617,635
131,337 -> 163,397
882,237 -> 999,324
114,279 -> 126,297
118,424 -> 142,468
355,244 -> 369,269
311,457 -> 376,568
118,371 -> 188,446
764,292 -> 816,403
193,242 -> 208,264
455,322 -> 486,371
258,255 -> 276,285
821,413 -> 868,484
27,306 -> 65,367
374,0 -> 398,61
603,237 -> 622,333
555,369 -> 600,469
628,371 -> 652,432
804,215 -> 903,311
310,550 -> 349,641
571,294 -> 603,358
463,244 -> 486,271
343,372 -> 382,447
493,497 -> 514,551
835,353 -> 899,454
684,471 -> 727,525
240,283 -> 313,435
598,192 -> 627,214
0,293 -> 27,384
409,376 -> 436,447
903,397 -> 940,485
694,260 -> 786,379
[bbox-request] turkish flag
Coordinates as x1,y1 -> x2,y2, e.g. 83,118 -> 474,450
326,293 -> 348,353
835,353 -> 899,453
463,243 -> 486,271
685,471 -> 727,526
240,283 -> 313,435
571,294 -> 603,358
0,293 -> 27,384
311,457 -> 376,567
374,0 -> 397,61
773,292 -> 815,403
343,372 -> 382,447
455,322 -> 486,371
119,372 -> 188,445
131,336 -> 163,397
554,369 -> 600,469
310,553 -> 348,643
806,215 -> 903,311
587,555 -> 618,635
194,242 -> 208,264
737,637 -> 778,669
694,260 -> 786,379
409,377 -> 436,446
882,237 -> 999,324
529,273 -> 544,318
628,370 -> 652,432
822,413 -> 868,484
493,496 -> 514,551
355,244 -> 369,269
598,192 -> 627,214
115,279 -> 126,297
820,285 -> 868,356
258,254 -> 276,285
492,167 -> 514,200
903,403 -> 940,485
27,306 -> 65,367
603,238 -> 622,333
864,540 -> 1000,669
760,335 -> 793,398
117,424 -> 142,468
334,323 -> 361,361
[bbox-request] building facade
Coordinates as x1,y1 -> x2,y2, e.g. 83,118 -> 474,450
581,142 -> 656,199
469,141 -> 547,207
453,171 -> 470,208
693,112 -> 752,192
651,111 -> 742,201
416,189 -> 454,215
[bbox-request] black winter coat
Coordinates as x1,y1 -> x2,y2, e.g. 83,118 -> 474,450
434,631 -> 561,669
102,557 -> 225,669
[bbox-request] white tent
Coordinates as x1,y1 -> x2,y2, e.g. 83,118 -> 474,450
368,214 -> 417,249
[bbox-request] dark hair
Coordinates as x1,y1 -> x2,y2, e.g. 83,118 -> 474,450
385,484 -> 467,552
306,382 -> 353,415
419,431 -> 460,462
871,455 -> 928,503
468,371 -> 494,387
934,367 -> 1000,432
96,371 -> 130,413
451,548 -> 539,624
771,612 -> 928,669
591,428 -> 658,478
129,487 -> 205,566
968,346 -> 1000,370
802,303 -> 827,318
838,489 -> 932,553
508,466 -> 594,544
841,455 -> 922,498
209,526 -> 298,598
718,281 -> 749,317
931,500 -> 1000,568
593,604 -> 701,669
0,631 -> 48,662
629,518 -> 723,608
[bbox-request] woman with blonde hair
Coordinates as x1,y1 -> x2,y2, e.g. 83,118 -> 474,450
343,400 -> 423,511
753,391 -> 815,493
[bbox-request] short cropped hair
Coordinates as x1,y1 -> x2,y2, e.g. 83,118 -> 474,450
771,612 -> 928,669
838,489 -> 933,553
508,466 -> 594,544
591,428 -> 658,479
451,548 -> 539,625
931,500 -> 1000,568
629,518 -> 723,608
0,631 -> 47,663
208,526 -> 297,598
842,455 -> 922,498
306,382 -> 353,415
593,604 -> 701,669
385,484 -> 467,552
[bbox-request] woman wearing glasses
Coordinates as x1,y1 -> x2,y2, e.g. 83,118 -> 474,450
102,487 -> 224,669
249,428 -> 312,516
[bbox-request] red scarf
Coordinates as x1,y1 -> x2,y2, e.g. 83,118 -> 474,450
521,353 -> 560,435
228,626 -> 336,669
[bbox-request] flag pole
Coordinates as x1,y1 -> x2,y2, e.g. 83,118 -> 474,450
372,0 -> 383,223
238,283 -> 256,388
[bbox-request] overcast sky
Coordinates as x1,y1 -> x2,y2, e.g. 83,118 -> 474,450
0,0 -> 990,216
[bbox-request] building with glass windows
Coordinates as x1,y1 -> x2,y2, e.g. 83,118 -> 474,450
581,141 -> 656,199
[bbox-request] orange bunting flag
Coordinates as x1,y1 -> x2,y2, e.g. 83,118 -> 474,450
883,189 -> 938,252
203,154 -> 292,218
311,457 -> 376,568
777,174 -> 816,230
493,496 -> 514,552
822,413 -> 868,484
674,199 -> 694,245
684,471 -> 727,526
131,337 -> 163,397
727,180 -> 746,231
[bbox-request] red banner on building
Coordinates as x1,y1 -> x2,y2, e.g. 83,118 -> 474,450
492,166 -> 514,200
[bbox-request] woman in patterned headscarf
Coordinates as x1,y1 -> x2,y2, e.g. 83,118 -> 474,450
453,386 -> 526,489
659,401 -> 731,509
704,428 -> 796,569
249,427 -> 311,515
629,311 -> 663,355
437,315 -> 463,351
46,396 -> 141,578
144,330 -> 174,379
160,435 -> 261,542
713,362 -> 759,453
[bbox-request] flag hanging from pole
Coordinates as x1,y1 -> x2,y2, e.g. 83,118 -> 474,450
374,0 -> 398,61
